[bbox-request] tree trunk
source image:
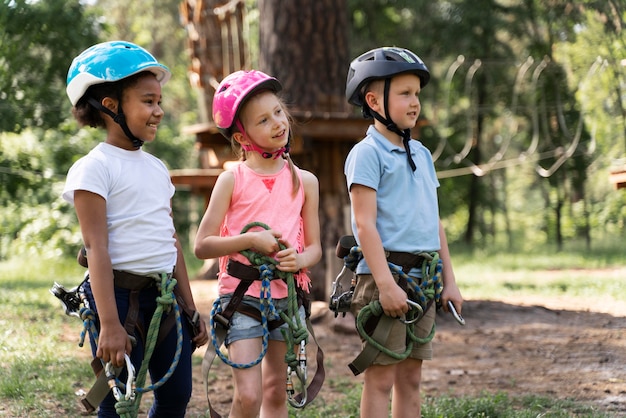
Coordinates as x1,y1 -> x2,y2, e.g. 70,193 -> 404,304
258,0 -> 349,113
257,0 -> 351,300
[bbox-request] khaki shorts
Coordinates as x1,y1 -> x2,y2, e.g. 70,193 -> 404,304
350,274 -> 435,365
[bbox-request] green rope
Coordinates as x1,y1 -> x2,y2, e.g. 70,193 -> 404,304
353,250 -> 443,359
104,273 -> 182,417
126,273 -> 178,416
238,222 -> 308,371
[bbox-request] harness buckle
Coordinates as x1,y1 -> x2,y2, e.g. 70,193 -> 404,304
213,312 -> 231,329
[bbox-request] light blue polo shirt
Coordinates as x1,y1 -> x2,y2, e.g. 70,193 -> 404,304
344,125 -> 441,275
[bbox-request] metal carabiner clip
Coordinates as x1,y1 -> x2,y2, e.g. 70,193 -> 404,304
399,299 -> 424,324
448,300 -> 466,326
286,341 -> 308,409
105,353 -> 136,402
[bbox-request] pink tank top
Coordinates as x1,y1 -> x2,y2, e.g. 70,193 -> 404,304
217,161 -> 310,298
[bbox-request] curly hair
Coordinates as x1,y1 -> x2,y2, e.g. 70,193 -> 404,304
71,71 -> 154,128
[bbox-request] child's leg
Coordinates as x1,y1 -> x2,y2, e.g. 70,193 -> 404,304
391,358 -> 423,418
361,363 -> 397,418
149,320 -> 193,418
228,337 -> 264,418
260,339 -> 289,418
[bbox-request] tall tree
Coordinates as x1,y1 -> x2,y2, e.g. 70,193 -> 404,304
258,0 -> 349,113
257,0 -> 351,299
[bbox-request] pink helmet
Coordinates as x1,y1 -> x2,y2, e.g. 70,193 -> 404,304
212,70 -> 282,138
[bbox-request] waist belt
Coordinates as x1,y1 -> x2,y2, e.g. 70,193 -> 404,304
385,251 -> 425,274
82,268 -> 195,413
113,270 -> 160,290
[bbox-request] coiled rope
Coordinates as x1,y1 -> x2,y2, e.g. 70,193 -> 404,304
79,273 -> 184,418
210,222 -> 308,370
353,249 -> 443,359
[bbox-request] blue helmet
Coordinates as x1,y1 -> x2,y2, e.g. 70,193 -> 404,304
66,40 -> 171,106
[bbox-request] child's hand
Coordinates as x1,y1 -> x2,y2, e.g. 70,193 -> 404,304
96,322 -> 133,368
191,315 -> 209,348
250,229 -> 281,254
275,239 -> 299,272
378,282 -> 409,318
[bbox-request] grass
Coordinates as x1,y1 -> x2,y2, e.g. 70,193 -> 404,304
1,244 -> 624,417
450,239 -> 626,303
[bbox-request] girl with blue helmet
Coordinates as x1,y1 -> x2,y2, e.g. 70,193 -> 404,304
62,41 -> 208,417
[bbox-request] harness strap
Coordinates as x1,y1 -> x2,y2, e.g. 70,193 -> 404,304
124,290 -> 142,342
81,359 -> 110,413
217,260 -> 259,324
81,270 -> 189,413
349,315 -> 395,375
348,249 -> 437,375
203,257 -> 324,417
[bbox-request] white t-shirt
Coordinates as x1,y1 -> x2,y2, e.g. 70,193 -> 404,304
63,142 -> 177,274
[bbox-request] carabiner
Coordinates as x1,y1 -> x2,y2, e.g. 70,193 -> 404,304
286,342 -> 308,409
399,299 -> 424,324
104,354 -> 136,402
447,300 -> 466,326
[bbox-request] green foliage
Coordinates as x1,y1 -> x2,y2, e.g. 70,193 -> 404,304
289,377 -> 361,417
0,0 -> 102,133
2,0 -> 626,266
0,126 -> 99,260
422,392 -> 611,418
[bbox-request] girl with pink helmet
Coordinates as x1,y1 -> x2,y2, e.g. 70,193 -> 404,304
194,70 -> 322,418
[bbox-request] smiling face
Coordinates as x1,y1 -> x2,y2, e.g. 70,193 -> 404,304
235,90 -> 289,154
104,73 -> 164,149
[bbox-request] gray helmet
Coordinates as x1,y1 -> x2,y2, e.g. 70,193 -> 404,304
346,47 -> 430,107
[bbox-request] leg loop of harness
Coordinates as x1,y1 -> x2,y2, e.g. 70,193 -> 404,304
203,222 -> 325,418
330,236 -> 444,375
50,267 -> 188,417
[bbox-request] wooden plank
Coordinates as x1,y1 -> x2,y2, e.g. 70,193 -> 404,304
170,168 -> 223,188
609,168 -> 626,190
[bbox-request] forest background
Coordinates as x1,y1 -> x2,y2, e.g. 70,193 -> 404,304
2,0 -> 626,266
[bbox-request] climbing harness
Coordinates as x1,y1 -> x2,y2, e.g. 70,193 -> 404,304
50,259 -> 195,417
329,235 -> 464,375
202,222 -> 325,417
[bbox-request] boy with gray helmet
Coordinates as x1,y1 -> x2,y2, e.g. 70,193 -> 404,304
344,46 -> 463,417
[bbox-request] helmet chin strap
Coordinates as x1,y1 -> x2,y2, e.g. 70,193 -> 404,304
87,98 -> 145,149
364,79 -> 416,171
235,119 -> 290,159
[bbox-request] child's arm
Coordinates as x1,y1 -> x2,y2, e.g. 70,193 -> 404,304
172,232 -> 208,346
194,171 -> 282,259
276,170 -> 322,272
74,190 -> 132,368
437,220 -> 463,314
350,184 -> 409,318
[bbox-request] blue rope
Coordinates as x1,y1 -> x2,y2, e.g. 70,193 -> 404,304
347,248 -> 444,347
77,274 -> 185,417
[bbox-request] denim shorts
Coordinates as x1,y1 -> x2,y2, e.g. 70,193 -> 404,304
220,294 -> 306,346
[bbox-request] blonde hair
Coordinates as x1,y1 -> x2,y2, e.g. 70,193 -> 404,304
229,96 -> 301,197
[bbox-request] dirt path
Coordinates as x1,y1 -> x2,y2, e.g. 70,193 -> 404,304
185,279 -> 626,416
